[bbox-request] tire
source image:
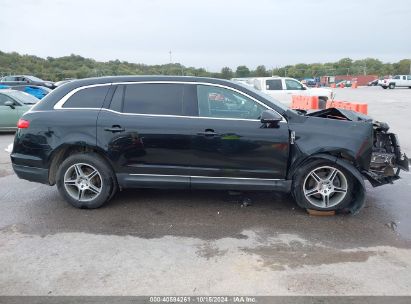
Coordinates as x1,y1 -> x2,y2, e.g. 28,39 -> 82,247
389,83 -> 395,89
56,152 -> 116,209
291,159 -> 353,211
382,86 -> 387,89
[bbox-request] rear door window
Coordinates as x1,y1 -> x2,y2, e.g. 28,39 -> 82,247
123,83 -> 184,115
63,86 -> 110,108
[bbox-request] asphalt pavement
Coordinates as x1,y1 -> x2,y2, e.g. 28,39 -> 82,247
0,86 -> 410,295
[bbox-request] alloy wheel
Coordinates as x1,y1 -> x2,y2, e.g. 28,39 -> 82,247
63,163 -> 103,202
303,166 -> 348,208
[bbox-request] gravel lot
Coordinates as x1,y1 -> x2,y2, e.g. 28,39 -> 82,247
0,86 -> 411,295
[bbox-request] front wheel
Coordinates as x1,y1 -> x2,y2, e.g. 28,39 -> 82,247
56,153 -> 116,209
292,160 -> 353,211
389,83 -> 395,89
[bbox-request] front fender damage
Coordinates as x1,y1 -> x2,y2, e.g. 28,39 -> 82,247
290,109 -> 409,213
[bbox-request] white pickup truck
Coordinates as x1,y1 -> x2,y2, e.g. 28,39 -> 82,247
232,77 -> 334,105
380,75 -> 411,89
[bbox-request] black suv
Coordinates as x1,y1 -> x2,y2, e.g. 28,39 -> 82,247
11,76 -> 409,213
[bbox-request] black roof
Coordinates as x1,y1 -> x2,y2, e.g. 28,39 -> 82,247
35,75 -> 291,116
65,75 -> 235,87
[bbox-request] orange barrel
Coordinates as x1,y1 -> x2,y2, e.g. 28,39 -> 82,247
310,96 -> 319,109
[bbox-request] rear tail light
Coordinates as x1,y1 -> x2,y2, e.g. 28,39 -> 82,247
17,119 -> 30,129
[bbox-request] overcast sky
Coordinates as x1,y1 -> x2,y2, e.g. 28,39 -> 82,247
1,0 -> 410,71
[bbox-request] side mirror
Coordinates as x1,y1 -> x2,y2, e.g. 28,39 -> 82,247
260,110 -> 282,124
4,100 -> 15,109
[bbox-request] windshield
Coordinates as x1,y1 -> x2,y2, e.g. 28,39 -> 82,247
234,81 -> 291,112
26,76 -> 45,82
7,90 -> 39,104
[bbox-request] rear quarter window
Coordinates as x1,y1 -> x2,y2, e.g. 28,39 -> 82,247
63,86 -> 110,108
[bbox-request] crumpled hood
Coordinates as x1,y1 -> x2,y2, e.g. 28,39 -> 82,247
305,108 -> 391,131
306,107 -> 373,122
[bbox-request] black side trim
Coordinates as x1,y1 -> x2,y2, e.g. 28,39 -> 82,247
191,176 -> 291,191
117,174 -> 189,189
12,164 -> 49,185
116,173 -> 291,192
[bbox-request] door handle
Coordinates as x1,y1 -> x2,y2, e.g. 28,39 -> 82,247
197,129 -> 217,136
104,125 -> 125,133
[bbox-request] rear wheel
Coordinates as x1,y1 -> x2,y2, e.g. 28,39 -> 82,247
382,86 -> 387,89
292,160 -> 353,211
56,153 -> 116,209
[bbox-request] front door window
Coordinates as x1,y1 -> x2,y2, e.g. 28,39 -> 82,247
196,85 -> 266,120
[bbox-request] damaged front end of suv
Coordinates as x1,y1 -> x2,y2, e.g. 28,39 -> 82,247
289,107 -> 409,214
366,121 -> 409,186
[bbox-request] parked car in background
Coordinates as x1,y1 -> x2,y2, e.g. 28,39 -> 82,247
380,75 -> 411,89
368,79 -> 379,86
10,76 -> 408,213
0,75 -> 55,89
233,77 -> 334,105
335,80 -> 352,87
0,85 -> 52,99
0,89 -> 38,131
301,78 -> 318,87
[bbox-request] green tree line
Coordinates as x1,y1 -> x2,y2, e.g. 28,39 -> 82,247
0,50 -> 410,81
